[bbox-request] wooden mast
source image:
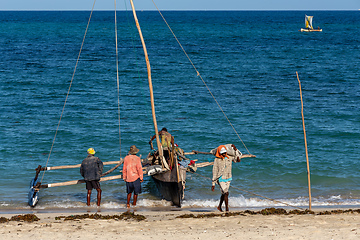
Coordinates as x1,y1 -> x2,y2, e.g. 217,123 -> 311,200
129,0 -> 163,160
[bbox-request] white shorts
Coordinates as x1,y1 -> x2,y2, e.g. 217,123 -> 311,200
218,181 -> 230,194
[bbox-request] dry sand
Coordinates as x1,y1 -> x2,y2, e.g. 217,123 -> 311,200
1,209 -> 359,240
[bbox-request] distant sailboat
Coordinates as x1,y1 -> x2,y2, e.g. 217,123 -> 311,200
300,15 -> 322,32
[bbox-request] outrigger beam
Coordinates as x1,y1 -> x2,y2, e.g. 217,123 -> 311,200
37,160 -> 123,171
185,151 -> 256,159
36,168 -> 148,189
38,174 -> 123,189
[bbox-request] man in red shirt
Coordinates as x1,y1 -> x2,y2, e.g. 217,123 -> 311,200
122,145 -> 143,208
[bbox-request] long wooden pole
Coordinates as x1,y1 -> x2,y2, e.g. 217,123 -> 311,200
39,160 -> 123,171
296,71 -> 312,210
172,140 -> 180,183
185,151 -> 256,159
39,174 -> 123,188
39,167 -> 148,189
129,0 -> 163,160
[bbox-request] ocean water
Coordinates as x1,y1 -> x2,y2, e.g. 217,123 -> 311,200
0,10 -> 359,212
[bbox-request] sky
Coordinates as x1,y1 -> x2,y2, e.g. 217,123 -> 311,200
1,0 -> 359,11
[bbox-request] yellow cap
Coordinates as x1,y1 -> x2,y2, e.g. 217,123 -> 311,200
87,148 -> 95,155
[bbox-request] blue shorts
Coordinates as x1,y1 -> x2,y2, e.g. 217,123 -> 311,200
126,178 -> 141,195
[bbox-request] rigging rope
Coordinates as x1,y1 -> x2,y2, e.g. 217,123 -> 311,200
114,0 -> 122,159
189,171 -> 304,210
151,0 -> 251,155
96,0 -> 124,178
101,159 -> 124,177
40,0 -> 97,185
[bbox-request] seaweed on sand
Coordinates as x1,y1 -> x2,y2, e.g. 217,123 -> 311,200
0,214 -> 40,223
55,211 -> 146,221
177,208 -> 360,219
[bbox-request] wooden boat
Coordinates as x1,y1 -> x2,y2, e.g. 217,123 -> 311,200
144,142 -> 189,207
28,0 -> 187,208
28,1 -> 256,208
151,169 -> 184,207
126,1 -> 186,207
301,28 -> 322,32
300,15 -> 322,32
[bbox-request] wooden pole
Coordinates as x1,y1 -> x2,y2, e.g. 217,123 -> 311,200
129,0 -> 163,160
169,140 -> 174,168
172,141 -> 181,183
196,162 -> 214,168
296,71 -> 312,210
39,167 -> 148,189
40,160 -> 123,171
186,151 -> 213,155
185,151 -> 256,159
40,174 -> 123,188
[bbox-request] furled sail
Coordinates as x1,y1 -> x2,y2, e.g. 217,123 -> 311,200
305,15 -> 313,29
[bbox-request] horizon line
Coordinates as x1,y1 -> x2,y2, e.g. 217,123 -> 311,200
0,9 -> 359,11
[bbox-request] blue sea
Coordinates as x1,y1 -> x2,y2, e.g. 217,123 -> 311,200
0,10 -> 359,212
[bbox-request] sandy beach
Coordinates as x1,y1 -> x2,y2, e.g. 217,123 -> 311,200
1,208 -> 359,240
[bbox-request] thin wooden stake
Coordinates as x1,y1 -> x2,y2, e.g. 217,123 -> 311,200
296,71 -> 312,210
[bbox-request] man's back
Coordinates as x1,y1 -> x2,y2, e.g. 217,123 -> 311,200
160,131 -> 172,148
80,155 -> 103,181
123,155 -> 143,183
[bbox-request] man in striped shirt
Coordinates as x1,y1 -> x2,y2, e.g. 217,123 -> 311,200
211,145 -> 238,212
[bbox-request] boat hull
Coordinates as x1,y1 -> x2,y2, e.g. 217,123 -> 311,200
300,28 -> 322,32
151,168 -> 184,207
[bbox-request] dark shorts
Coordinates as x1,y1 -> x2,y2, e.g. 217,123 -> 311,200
85,180 -> 100,190
126,178 -> 141,195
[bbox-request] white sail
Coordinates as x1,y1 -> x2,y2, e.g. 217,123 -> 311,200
305,15 -> 313,29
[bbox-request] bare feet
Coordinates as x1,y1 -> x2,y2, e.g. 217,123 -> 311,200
217,206 -> 223,212
126,204 -> 130,208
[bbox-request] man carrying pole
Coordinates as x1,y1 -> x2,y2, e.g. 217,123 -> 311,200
211,145 -> 239,212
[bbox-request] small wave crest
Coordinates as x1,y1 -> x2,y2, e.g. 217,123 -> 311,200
2,195 -> 359,211
182,195 -> 360,208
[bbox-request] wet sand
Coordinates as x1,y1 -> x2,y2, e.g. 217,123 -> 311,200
1,208 -> 359,240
